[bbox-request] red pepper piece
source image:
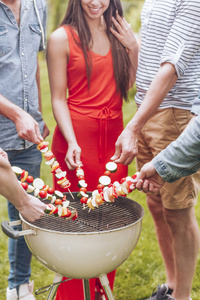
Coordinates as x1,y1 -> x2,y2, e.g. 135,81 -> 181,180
20,170 -> 25,180
71,211 -> 78,220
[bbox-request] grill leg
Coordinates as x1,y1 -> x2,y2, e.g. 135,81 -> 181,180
99,274 -> 115,300
83,279 -> 91,300
46,274 -> 63,300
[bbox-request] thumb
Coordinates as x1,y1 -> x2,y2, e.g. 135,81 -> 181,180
74,150 -> 82,166
136,168 -> 146,181
110,147 -> 122,161
35,124 -> 43,143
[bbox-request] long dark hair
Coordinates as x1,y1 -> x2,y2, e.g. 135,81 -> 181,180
60,0 -> 130,100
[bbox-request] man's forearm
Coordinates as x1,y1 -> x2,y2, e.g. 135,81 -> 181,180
0,157 -> 27,207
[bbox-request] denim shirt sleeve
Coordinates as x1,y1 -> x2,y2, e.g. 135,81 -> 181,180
152,114 -> 200,182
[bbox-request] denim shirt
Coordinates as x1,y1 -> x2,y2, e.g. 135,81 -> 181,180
0,0 -> 46,150
153,94 -> 200,183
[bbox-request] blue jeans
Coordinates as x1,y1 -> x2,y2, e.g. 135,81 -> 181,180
6,145 -> 42,290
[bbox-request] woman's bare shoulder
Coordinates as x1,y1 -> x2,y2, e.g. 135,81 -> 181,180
48,27 -> 70,56
49,27 -> 69,44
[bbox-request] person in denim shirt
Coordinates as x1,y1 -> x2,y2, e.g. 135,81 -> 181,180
0,0 -> 49,299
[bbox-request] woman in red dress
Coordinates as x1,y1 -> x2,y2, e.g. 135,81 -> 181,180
46,0 -> 138,299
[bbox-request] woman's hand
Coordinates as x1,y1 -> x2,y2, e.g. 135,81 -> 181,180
110,12 -> 138,52
110,12 -> 139,87
65,142 -> 82,170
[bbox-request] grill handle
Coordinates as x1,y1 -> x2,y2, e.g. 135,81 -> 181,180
1,221 -> 20,239
1,220 -> 36,239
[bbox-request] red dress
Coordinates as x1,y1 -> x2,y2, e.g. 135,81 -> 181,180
52,26 -> 128,300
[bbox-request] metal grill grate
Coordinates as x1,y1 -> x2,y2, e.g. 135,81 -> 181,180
27,193 -> 143,233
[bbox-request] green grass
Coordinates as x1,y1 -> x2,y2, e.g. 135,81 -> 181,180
0,60 -> 200,299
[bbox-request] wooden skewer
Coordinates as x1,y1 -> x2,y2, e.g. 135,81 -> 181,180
68,188 -> 74,200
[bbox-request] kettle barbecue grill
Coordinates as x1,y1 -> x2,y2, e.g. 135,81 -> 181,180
1,192 -> 144,300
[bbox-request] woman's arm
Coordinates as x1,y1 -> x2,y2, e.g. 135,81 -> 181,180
46,28 -> 82,170
110,13 -> 139,88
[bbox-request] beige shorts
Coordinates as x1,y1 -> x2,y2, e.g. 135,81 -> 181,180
136,108 -> 200,210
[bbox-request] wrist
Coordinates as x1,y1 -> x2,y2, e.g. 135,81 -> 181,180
67,140 -> 78,147
127,42 -> 139,55
126,117 -> 142,135
14,190 -> 27,211
10,177 -> 28,208
11,106 -> 24,124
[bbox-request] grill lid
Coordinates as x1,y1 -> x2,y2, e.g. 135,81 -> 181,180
26,193 -> 144,233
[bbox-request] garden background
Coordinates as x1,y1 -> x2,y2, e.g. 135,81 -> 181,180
0,0 -> 200,299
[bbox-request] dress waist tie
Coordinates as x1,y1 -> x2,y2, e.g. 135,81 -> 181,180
68,104 -> 122,163
97,107 -> 112,162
